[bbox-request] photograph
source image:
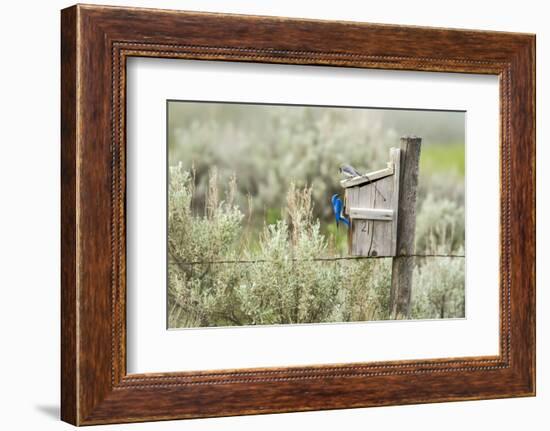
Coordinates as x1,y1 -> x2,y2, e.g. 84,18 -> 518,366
167,101 -> 466,328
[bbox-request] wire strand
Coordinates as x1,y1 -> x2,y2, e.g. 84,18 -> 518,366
170,254 -> 465,265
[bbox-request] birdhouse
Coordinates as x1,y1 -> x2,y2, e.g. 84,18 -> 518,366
341,147 -> 401,257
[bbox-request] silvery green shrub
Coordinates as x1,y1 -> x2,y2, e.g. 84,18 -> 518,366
167,165 -> 465,328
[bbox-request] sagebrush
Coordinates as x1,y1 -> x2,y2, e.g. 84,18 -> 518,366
168,166 -> 464,328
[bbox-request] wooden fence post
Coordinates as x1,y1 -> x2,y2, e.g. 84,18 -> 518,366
390,136 -> 422,319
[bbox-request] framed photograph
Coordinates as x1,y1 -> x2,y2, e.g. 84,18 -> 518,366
61,4 -> 535,425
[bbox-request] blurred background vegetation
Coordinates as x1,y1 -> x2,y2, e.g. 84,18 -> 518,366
167,102 -> 465,328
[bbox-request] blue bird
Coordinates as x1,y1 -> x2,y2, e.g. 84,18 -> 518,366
331,194 -> 350,228
339,164 -> 362,179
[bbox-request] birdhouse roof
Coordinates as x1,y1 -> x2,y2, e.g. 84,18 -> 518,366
340,163 -> 394,188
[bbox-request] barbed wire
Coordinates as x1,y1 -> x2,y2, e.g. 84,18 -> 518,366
170,253 -> 465,266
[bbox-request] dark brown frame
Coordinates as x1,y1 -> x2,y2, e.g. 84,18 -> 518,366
61,4 -> 536,426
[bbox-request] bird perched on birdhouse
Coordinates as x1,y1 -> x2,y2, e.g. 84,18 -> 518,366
340,148 -> 401,257
339,164 -> 362,179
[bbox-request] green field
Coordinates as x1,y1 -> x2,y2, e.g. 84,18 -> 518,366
420,143 -> 465,177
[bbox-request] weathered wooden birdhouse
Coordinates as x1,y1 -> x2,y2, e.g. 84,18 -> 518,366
341,148 -> 401,257
341,137 -> 422,318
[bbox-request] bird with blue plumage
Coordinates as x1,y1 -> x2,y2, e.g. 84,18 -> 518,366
331,193 -> 350,228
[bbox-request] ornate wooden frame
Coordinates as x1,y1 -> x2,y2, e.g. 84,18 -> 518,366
61,4 -> 535,425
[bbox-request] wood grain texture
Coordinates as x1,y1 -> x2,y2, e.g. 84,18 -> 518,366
60,4 -> 536,425
390,137 -> 421,318
341,165 -> 394,188
390,147 -> 402,257
60,6 -> 78,425
345,147 -> 400,257
348,208 -> 393,221
347,172 -> 396,257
